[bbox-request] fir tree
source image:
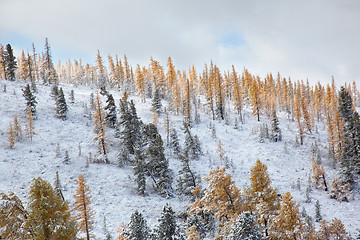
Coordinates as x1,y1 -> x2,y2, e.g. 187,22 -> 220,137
50,84 -> 59,100
25,177 -> 78,239
4,44 -> 17,81
270,110 -> 282,142
104,93 -> 117,128
22,84 -> 37,115
134,141 -> 146,196
63,150 -> 70,164
176,151 -> 200,197
169,128 -> 181,156
228,211 -> 263,240
73,174 -> 95,240
56,87 -> 68,120
315,200 -> 322,222
183,121 -> 201,161
155,204 -> 178,240
143,123 -> 173,197
69,89 -> 75,104
152,88 -> 162,114
129,210 -> 149,240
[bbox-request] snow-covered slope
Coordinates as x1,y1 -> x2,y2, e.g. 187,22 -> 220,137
0,79 -> 359,238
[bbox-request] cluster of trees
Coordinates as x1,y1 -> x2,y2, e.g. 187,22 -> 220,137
0,174 -> 93,239
187,160 -> 352,240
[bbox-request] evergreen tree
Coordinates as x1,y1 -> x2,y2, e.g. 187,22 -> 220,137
129,210 -> 149,240
134,141 -> 147,196
155,204 -> 178,240
69,89 -> 75,104
169,128 -> 181,156
152,88 -> 162,114
43,38 -> 58,84
315,200 -> 322,222
104,93 -> 117,128
228,212 -> 263,240
25,177 -> 78,239
183,121 -> 201,161
143,123 -> 173,197
4,43 -> 17,81
73,174 -> 95,240
176,151 -> 200,197
56,87 -> 68,120
22,84 -> 37,115
270,110 -> 282,142
63,150 -> 70,164
50,84 -> 59,100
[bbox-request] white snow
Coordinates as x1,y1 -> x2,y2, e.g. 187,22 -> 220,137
0,79 -> 359,238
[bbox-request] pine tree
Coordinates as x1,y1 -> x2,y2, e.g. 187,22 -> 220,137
228,211 -> 263,240
25,107 -> 36,141
4,43 -> 17,81
56,87 -> 68,120
25,177 -> 78,239
73,174 -> 95,240
104,93 -> 117,128
8,121 -> 16,148
177,151 -> 200,197
22,84 -> 37,115
270,110 -> 282,142
93,92 -> 109,163
155,204 -> 178,240
128,210 -> 149,240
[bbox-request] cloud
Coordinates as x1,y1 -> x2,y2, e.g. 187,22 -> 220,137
1,0 -> 360,85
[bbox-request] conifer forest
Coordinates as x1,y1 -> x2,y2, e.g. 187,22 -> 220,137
1,39 -> 360,239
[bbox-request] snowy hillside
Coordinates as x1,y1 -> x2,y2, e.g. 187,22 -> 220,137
1,79 -> 359,238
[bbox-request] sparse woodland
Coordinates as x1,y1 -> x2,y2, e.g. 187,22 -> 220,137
1,40 -> 360,239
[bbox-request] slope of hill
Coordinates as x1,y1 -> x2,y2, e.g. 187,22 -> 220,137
0,79 -> 359,238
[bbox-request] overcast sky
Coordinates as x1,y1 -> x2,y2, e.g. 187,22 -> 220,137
1,0 -> 359,86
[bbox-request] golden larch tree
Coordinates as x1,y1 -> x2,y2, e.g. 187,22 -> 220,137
244,159 -> 279,238
25,107 -> 35,141
270,192 -> 304,240
250,76 -> 262,121
73,174 -> 95,240
8,121 -> 16,148
135,64 -> 146,102
93,92 -> 109,163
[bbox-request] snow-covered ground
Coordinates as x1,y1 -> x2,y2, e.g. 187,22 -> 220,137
0,79 -> 359,238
